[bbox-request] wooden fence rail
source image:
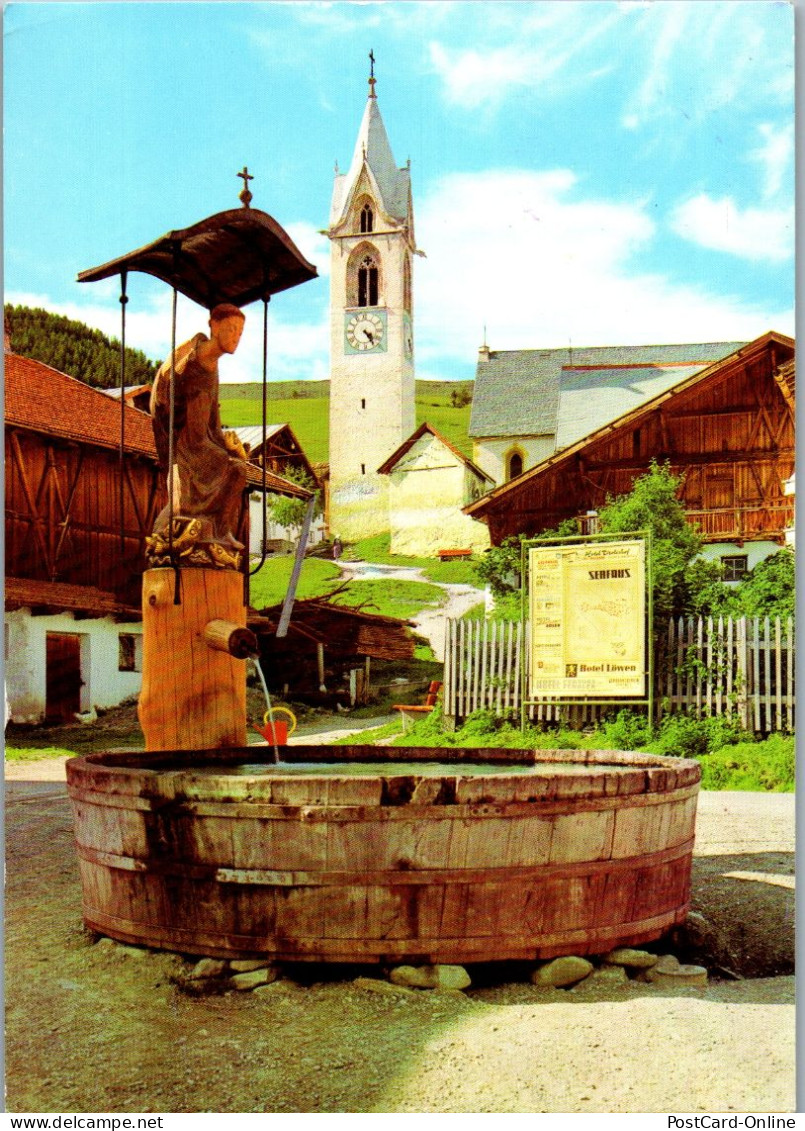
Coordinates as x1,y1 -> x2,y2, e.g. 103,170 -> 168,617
444,615 -> 795,733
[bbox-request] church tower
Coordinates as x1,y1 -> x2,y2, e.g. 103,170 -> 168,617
327,58 -> 417,541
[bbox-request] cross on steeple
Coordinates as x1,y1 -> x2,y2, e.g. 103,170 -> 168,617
368,49 -> 377,98
237,166 -> 254,208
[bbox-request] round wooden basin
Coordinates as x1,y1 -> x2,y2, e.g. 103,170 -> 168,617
66,745 -> 700,963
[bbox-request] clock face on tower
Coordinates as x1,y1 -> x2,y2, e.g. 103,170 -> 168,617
345,310 -> 387,353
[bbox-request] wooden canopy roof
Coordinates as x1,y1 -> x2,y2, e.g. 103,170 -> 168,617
78,208 -> 318,309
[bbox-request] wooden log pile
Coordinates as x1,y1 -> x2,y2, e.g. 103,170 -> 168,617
249,592 -> 415,701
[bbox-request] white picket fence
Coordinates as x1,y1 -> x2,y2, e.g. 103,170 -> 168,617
443,615 -> 795,733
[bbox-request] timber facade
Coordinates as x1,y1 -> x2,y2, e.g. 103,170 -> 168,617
5,352 -> 163,611
465,332 -> 795,549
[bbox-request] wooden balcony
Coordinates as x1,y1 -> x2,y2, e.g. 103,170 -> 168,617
686,501 -> 794,543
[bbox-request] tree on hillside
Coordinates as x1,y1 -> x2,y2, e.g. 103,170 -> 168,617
450,385 -> 472,408
4,304 -> 159,388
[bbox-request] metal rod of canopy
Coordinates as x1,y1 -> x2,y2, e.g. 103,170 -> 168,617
118,271 -> 128,555
168,287 -> 181,604
248,296 -> 271,578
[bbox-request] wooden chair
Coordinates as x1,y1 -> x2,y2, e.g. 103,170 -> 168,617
392,681 -> 442,733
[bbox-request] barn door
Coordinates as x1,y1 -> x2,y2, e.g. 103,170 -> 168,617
45,633 -> 84,722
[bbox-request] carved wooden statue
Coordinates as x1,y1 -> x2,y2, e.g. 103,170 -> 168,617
139,303 -> 256,751
146,303 -> 249,571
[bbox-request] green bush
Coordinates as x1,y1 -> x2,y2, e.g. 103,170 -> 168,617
600,709 -> 653,751
698,733 -> 795,792
648,712 -> 748,759
395,707 -> 585,751
598,708 -> 749,758
393,705 -> 793,792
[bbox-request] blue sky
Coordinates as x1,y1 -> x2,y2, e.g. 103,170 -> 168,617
4,0 -> 795,384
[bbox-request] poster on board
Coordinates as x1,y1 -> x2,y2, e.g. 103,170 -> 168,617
528,539 -> 646,698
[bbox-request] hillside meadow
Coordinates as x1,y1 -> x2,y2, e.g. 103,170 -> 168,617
219,380 -> 474,463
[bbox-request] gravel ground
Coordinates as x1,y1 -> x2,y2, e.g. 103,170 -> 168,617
4,768 -> 795,1115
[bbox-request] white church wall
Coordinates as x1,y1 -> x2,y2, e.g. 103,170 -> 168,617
472,435 -> 555,486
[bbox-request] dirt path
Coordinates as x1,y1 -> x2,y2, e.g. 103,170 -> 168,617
337,559 -> 483,660
4,775 -> 795,1114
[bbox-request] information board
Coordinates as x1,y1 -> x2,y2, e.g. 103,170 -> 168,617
528,539 -> 646,698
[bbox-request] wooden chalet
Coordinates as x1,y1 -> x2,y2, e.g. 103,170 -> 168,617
6,352 -> 163,611
465,332 -> 795,552
233,423 -> 320,486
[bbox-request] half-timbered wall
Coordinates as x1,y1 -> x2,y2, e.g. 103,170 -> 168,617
5,427 -> 164,607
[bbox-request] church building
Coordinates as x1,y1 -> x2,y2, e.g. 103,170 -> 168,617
327,61 -> 418,541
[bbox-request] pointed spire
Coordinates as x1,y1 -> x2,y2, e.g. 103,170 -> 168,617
329,58 -> 413,229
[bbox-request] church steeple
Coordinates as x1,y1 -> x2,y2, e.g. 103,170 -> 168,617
329,56 -> 412,232
326,60 -> 417,542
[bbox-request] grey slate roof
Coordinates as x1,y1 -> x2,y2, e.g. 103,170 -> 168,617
470,342 -> 746,443
330,95 -> 411,227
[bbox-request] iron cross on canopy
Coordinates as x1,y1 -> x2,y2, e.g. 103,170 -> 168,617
237,166 -> 254,209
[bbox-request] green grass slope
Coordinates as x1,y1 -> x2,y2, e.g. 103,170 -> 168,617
219,380 -> 474,463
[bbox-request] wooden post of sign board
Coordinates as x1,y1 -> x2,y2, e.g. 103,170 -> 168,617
138,568 -> 249,752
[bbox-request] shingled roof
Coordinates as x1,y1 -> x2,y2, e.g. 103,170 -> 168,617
5,352 -> 157,456
470,342 -> 746,442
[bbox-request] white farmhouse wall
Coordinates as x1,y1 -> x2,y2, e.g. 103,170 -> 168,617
386,434 -> 490,557
247,497 -> 326,554
697,541 -> 783,576
5,608 -> 143,724
472,435 -> 555,486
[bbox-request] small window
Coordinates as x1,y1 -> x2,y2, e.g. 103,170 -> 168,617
507,451 -> 524,481
361,398 -> 366,410
722,554 -> 749,582
360,203 -> 374,233
361,463 -> 366,475
118,633 -> 142,672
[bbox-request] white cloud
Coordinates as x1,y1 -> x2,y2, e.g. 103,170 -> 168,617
413,170 -> 793,375
670,194 -> 794,263
284,221 -> 330,278
617,3 -> 792,130
749,122 -> 794,201
5,288 -> 331,385
428,8 -> 617,110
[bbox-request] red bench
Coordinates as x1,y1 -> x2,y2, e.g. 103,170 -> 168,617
392,681 -> 442,733
438,548 -> 472,562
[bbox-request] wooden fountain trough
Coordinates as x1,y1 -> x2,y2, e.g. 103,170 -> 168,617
66,745 -> 700,963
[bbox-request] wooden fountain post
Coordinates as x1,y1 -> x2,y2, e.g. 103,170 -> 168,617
138,567 -> 257,752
